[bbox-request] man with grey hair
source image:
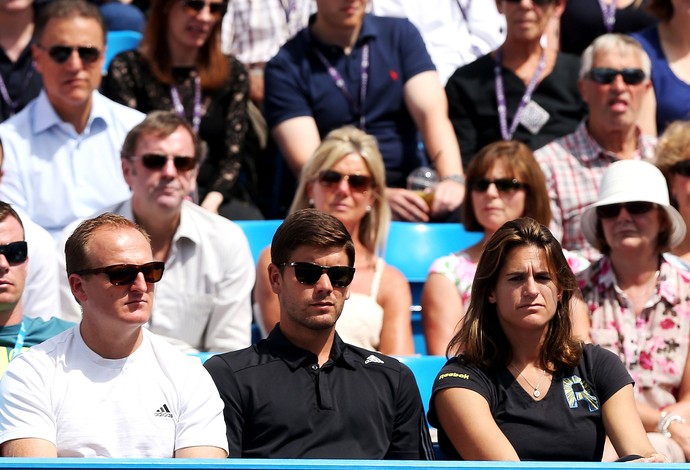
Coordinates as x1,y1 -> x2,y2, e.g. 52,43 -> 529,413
535,33 -> 654,262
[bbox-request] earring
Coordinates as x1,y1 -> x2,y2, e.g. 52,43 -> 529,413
366,205 -> 372,212
308,198 -> 314,207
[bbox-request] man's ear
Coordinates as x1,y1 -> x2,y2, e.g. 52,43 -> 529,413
268,263 -> 283,295
69,274 -> 89,305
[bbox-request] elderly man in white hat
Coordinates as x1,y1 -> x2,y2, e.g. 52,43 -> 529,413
577,159 -> 690,463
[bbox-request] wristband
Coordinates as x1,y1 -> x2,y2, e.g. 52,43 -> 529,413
658,412 -> 685,437
442,174 -> 465,185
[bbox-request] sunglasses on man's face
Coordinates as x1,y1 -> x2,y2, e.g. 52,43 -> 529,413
75,261 -> 165,286
0,241 -> 28,265
130,154 -> 197,172
503,0 -> 557,6
182,0 -> 227,16
40,44 -> 101,64
471,178 -> 527,193
671,160 -> 690,177
280,262 -> 355,288
596,201 -> 656,219
318,170 -> 372,192
588,67 -> 646,85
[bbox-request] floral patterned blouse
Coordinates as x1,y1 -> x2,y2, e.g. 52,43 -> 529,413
102,50 -> 250,203
578,256 -> 690,409
429,248 -> 590,311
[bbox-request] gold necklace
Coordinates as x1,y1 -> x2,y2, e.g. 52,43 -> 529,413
510,364 -> 547,398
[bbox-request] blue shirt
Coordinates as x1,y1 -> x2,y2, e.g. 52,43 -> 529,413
0,90 -> 144,237
264,14 -> 436,188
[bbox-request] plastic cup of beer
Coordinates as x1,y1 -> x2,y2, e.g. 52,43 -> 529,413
407,167 -> 438,207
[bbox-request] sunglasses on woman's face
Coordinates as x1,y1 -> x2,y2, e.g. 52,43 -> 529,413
74,261 -> 165,286
181,0 -> 227,17
280,262 -> 355,288
588,68 -> 646,85
317,170 -> 372,192
596,201 -> 656,219
39,44 -> 101,64
470,178 -> 526,193
671,160 -> 690,177
0,241 -> 28,264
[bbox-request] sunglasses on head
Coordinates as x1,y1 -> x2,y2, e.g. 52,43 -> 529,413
318,170 -> 372,192
130,153 -> 197,172
503,0 -> 557,5
280,262 -> 355,288
0,241 -> 28,264
671,160 -> 690,177
75,261 -> 165,286
588,67 -> 646,85
40,44 -> 101,64
471,178 -> 526,193
182,0 -> 226,16
596,201 -> 656,219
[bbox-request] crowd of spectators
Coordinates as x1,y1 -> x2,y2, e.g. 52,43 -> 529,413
0,0 -> 689,463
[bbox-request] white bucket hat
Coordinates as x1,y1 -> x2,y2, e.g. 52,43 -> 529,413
581,160 -> 686,250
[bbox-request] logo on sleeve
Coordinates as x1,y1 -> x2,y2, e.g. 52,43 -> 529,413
365,355 -> 384,365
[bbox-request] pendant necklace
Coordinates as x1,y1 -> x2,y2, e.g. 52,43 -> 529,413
510,364 -> 547,398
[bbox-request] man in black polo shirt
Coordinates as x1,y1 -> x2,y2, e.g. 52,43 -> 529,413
205,209 -> 433,459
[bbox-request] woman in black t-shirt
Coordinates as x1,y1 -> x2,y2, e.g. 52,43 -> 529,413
428,217 -> 666,462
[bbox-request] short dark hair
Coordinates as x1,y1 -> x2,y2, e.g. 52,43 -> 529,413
0,202 -> 25,240
647,0 -> 672,21
35,0 -> 106,44
120,110 -> 201,162
447,217 -> 582,371
65,213 -> 150,275
271,209 -> 355,267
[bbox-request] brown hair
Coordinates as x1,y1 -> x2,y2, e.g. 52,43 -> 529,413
271,208 -> 355,268
647,0 -> 673,21
0,202 -> 25,239
656,120 -> 690,206
446,217 -> 582,371
35,0 -> 106,44
65,213 -> 150,275
463,141 -> 552,232
121,110 -> 202,162
139,0 -> 229,90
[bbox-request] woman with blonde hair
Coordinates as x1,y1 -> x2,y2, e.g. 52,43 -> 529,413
254,126 -> 414,355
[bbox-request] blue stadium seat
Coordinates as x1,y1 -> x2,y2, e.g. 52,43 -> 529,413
234,220 -> 283,264
397,355 -> 447,415
385,223 -> 481,354
103,30 -> 143,73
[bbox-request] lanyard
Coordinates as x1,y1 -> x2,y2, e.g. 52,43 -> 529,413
313,44 -> 370,131
0,67 -> 33,117
599,0 -> 617,33
494,47 -> 546,141
10,320 -> 26,361
170,74 -> 202,133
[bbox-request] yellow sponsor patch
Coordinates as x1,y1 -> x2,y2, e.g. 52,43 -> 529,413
438,372 -> 469,380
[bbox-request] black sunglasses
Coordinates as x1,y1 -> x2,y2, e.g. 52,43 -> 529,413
0,241 -> 28,264
503,0 -> 557,5
40,44 -> 101,64
471,178 -> 527,193
75,261 -> 165,286
588,67 -> 646,85
130,154 -> 197,172
280,262 -> 355,288
671,160 -> 690,177
182,0 -> 226,16
596,201 -> 656,219
318,170 -> 372,192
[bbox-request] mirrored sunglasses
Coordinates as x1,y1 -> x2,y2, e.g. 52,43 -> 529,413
0,241 -> 28,264
318,170 -> 372,192
596,201 -> 656,219
671,160 -> 690,177
588,67 -> 646,85
470,178 -> 526,193
130,154 -> 197,172
75,261 -> 165,286
182,0 -> 227,16
280,262 -> 355,288
41,45 -> 101,64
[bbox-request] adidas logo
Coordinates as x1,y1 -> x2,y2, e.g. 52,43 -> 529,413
365,355 -> 384,365
154,404 -> 173,418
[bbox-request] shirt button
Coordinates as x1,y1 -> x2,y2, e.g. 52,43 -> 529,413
311,364 -> 318,370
